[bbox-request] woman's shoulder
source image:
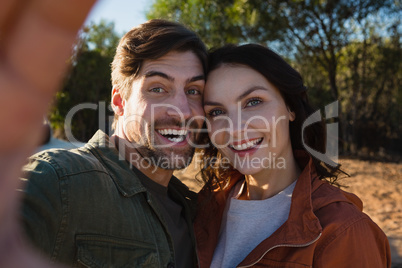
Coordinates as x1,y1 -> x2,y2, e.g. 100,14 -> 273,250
311,180 -> 365,224
311,180 -> 386,241
310,182 -> 390,266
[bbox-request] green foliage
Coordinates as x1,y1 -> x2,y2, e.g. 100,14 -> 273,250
79,20 -> 121,57
49,20 -> 120,142
293,55 -> 333,109
148,0 -> 401,156
338,36 -> 401,152
147,0 -> 271,48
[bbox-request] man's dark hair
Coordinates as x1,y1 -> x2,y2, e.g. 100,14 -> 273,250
111,19 -> 207,129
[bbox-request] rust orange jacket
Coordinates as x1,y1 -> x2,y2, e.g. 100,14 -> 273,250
194,152 -> 391,267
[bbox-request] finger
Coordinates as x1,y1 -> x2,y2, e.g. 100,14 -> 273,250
0,0 -> 96,242
2,0 -> 96,95
0,0 -> 96,151
0,1 -> 25,37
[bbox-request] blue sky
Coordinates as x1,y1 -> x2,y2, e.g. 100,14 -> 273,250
85,0 -> 150,35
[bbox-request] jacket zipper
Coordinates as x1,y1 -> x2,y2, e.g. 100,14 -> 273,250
77,259 -> 91,268
237,233 -> 322,268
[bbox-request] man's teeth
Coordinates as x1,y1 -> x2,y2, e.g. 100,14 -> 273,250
158,129 -> 187,135
230,138 -> 262,151
157,129 -> 187,142
167,136 -> 185,142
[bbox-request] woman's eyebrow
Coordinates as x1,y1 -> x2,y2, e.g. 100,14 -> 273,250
203,100 -> 222,106
236,86 -> 267,102
204,86 -> 267,106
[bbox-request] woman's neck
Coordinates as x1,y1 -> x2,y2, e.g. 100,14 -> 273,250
239,154 -> 301,200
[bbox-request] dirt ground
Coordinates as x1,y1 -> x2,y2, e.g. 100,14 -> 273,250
174,158 -> 402,266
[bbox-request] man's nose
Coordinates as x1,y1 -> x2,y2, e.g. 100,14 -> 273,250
166,91 -> 192,120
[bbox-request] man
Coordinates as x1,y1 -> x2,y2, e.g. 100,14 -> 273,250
20,19 -> 207,267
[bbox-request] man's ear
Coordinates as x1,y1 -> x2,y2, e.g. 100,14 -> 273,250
111,88 -> 125,116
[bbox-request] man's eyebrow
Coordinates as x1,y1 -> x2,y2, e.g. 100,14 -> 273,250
187,75 -> 205,83
144,71 -> 174,82
144,72 -> 204,84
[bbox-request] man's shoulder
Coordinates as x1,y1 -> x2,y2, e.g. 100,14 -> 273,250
25,145 -> 107,179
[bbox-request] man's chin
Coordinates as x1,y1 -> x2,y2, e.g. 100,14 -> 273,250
160,154 -> 193,170
140,148 -> 193,170
159,164 -> 189,171
168,161 -> 192,170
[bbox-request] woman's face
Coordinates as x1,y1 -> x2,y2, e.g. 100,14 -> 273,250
203,65 -> 295,176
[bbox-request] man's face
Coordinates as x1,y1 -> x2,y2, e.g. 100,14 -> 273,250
120,50 -> 205,170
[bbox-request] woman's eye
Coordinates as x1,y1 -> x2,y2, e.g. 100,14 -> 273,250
245,98 -> 262,107
150,87 -> 165,93
207,109 -> 225,117
186,88 -> 200,95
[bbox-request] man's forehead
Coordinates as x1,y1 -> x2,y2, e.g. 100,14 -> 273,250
138,50 -> 204,77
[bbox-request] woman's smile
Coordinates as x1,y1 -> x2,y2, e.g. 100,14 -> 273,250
204,64 -> 295,177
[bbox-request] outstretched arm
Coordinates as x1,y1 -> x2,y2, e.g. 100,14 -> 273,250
0,0 -> 95,266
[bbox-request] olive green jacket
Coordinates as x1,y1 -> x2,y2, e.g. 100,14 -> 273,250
20,130 -> 198,267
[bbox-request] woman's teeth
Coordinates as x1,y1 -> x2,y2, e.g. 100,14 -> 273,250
230,138 -> 263,151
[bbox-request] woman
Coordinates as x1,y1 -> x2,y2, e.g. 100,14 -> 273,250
195,44 -> 390,267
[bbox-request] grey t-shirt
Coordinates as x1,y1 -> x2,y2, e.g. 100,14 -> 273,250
211,180 -> 297,268
134,168 -> 193,268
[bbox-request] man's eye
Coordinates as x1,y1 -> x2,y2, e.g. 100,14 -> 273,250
186,88 -> 200,95
208,109 -> 225,117
245,98 -> 262,107
150,87 -> 165,93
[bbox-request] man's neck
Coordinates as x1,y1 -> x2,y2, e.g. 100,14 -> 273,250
133,163 -> 173,187
110,135 -> 173,187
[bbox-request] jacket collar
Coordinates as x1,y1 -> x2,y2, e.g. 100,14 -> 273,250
237,150 -> 322,266
85,130 -> 198,205
195,150 -> 323,268
85,130 -> 147,197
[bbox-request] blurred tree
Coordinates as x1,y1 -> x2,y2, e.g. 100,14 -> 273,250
338,29 -> 401,155
148,0 -> 401,156
296,12 -> 401,155
50,20 -> 120,142
149,0 -> 397,98
147,0 -> 273,48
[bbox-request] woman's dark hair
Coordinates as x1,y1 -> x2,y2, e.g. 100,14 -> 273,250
199,44 -> 343,190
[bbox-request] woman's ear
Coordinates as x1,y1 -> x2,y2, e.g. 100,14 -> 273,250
111,88 -> 124,116
287,107 -> 296,122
